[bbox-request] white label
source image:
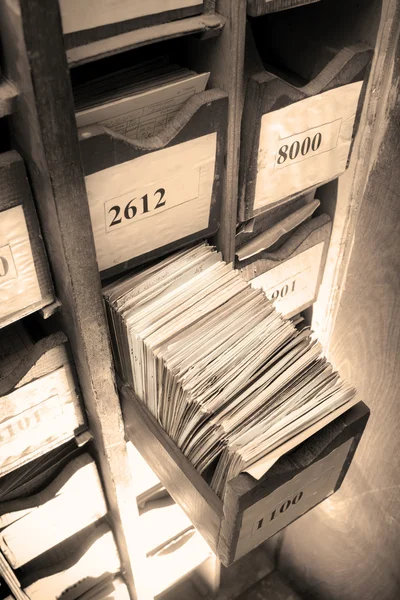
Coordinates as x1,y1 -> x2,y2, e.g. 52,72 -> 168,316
0,206 -> 42,322
86,133 -> 217,272
251,242 -> 324,318
235,437 -> 353,560
254,82 -> 363,209
0,366 -> 84,476
104,168 -> 200,233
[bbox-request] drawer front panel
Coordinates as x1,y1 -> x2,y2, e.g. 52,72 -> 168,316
85,133 -> 217,272
235,437 -> 354,560
250,242 -> 325,318
254,82 -> 362,210
0,366 -> 84,476
0,206 -> 42,323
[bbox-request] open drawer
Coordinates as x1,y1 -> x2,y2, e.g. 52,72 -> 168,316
78,89 -> 228,279
122,384 -> 369,566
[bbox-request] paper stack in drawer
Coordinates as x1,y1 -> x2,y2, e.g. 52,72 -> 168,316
105,243 -> 358,498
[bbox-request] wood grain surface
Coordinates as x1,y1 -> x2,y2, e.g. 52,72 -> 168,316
278,8 -> 400,600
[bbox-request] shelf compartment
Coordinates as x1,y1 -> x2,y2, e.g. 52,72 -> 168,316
79,89 -> 228,279
66,13 -> 225,67
5,522 -> 122,600
122,384 -> 369,567
0,454 -> 107,569
239,17 -> 373,221
0,151 -> 54,329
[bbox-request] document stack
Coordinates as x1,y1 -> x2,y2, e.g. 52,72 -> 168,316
74,55 -> 209,137
105,244 -> 357,498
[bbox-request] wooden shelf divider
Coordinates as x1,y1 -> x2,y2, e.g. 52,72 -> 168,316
0,1 -> 148,599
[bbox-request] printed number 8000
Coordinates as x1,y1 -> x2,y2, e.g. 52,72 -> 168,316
277,133 -> 322,166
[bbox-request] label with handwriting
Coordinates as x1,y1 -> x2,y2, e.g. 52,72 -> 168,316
250,242 -> 325,318
86,133 -> 217,272
254,81 -> 362,209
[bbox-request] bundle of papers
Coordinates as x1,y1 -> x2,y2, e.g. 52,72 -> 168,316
74,55 -> 210,138
104,243 -> 357,498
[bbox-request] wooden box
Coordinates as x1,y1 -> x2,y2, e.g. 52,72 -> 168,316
0,151 -> 54,328
122,385 -> 369,566
247,0 -> 321,17
236,212 -> 332,319
60,0 -> 209,52
239,18 -> 372,221
0,323 -> 86,476
79,89 -> 228,278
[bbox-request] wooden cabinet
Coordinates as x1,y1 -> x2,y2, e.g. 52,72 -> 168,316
0,0 -> 395,597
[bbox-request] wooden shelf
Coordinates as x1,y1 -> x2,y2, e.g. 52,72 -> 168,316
66,13 -> 226,67
0,79 -> 18,118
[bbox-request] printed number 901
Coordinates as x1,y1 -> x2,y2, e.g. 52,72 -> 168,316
108,187 -> 166,229
277,133 -> 322,166
268,280 -> 296,302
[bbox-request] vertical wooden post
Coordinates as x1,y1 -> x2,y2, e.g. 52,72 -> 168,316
0,1 -> 149,598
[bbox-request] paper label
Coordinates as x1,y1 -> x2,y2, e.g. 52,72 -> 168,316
250,242 -> 325,318
0,366 -> 83,476
0,206 -> 42,322
254,82 -> 363,209
86,133 -> 217,272
235,437 -> 353,560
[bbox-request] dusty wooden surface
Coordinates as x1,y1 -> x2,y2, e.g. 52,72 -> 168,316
278,9 -> 400,600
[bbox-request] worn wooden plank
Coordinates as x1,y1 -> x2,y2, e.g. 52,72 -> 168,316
121,384 -> 223,555
185,0 -> 247,263
67,13 -> 225,67
247,0 -> 320,17
0,2 -> 147,598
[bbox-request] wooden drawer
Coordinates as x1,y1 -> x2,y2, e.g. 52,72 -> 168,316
247,0 -> 321,16
0,454 -> 107,569
122,385 -> 369,567
0,323 -> 86,476
239,18 -> 372,220
79,89 -> 228,278
236,212 -> 332,319
60,0 -> 209,51
0,152 -> 54,328
3,522 -> 123,600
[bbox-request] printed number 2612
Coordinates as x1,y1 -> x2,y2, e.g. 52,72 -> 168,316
108,188 -> 166,229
